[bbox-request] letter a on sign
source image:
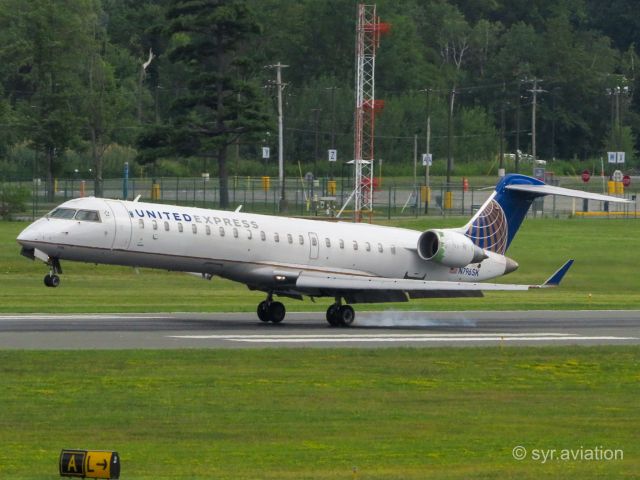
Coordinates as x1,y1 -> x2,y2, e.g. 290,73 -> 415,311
67,455 -> 77,472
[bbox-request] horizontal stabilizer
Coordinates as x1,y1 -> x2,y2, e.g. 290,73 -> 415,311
505,184 -> 632,203
542,259 -> 574,287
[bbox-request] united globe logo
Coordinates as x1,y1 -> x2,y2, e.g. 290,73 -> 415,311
465,199 -> 508,254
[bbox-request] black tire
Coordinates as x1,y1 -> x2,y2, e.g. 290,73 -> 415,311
44,274 -> 52,287
326,304 -> 340,327
50,275 -> 60,288
338,305 -> 355,327
268,301 -> 286,323
257,301 -> 270,322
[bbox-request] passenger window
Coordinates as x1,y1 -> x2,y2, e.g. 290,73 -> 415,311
206,225 -> 211,235
391,245 -> 396,255
75,210 -> 101,222
325,238 -> 331,247
311,236 -> 317,246
152,220 -> 158,230
164,221 -> 170,231
287,234 -> 293,244
299,235 -> 304,245
49,208 -> 76,219
192,224 -> 197,234
260,231 -> 266,241
353,241 -> 358,251
233,228 -> 239,238
365,242 -> 371,252
378,243 -> 383,253
274,233 -> 280,243
219,227 -> 225,237
178,223 -> 183,233
339,239 -> 344,249
138,219 -> 144,229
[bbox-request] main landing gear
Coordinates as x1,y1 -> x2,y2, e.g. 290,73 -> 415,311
256,294 -> 356,327
326,300 -> 355,327
43,257 -> 62,288
257,295 -> 286,324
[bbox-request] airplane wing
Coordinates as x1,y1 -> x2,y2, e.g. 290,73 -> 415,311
289,260 -> 574,304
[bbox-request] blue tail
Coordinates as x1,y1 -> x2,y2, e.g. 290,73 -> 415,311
463,174 -> 545,254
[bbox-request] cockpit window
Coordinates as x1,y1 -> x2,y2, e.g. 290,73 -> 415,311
75,210 -> 101,222
49,208 -> 77,219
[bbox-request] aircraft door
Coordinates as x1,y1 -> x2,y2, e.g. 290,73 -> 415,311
308,232 -> 319,260
105,200 -> 132,250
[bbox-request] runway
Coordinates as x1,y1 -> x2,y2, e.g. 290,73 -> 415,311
0,310 -> 639,349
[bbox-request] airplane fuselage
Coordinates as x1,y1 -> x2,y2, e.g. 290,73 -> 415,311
17,196 -> 509,293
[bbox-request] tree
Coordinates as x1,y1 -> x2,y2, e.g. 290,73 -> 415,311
0,0 -> 96,200
139,0 -> 268,208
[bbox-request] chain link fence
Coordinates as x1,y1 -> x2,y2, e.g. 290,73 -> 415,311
2,174 -> 638,221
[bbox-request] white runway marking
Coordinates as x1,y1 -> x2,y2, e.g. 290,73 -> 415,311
168,333 -> 638,343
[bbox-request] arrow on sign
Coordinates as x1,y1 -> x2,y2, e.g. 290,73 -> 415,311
97,459 -> 108,470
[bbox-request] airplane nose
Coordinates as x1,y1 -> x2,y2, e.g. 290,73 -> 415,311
17,224 -> 40,245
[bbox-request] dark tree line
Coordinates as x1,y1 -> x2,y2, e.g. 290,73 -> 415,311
0,0 -> 638,203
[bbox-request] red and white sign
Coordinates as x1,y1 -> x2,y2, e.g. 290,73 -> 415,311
622,175 -> 631,187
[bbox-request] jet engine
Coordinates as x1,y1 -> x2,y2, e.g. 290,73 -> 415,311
417,229 -> 487,267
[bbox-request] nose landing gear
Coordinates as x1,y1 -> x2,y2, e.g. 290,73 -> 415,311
43,257 -> 63,288
44,273 -> 60,288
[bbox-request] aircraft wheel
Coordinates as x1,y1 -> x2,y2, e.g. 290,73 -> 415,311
337,305 -> 355,327
257,301 -> 270,322
268,301 -> 286,324
326,304 -> 340,327
44,274 -> 60,288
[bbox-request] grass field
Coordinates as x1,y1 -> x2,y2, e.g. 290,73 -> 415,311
1,217 -> 639,479
0,347 -> 638,479
1,217 -> 639,313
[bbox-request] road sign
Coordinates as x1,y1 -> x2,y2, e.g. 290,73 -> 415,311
623,175 -> 631,187
328,149 -> 337,162
60,450 -> 120,479
612,169 -> 623,182
421,153 -> 432,166
608,152 -> 617,163
581,169 -> 590,183
262,147 -> 270,159
617,151 -> 626,164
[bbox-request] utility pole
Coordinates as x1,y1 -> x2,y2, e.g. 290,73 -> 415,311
446,87 -> 456,189
312,108 -> 321,175
515,80 -> 521,173
423,88 -> 431,213
499,82 -> 505,174
267,62 -> 289,212
413,134 -> 418,189
325,85 -> 337,180
529,78 -> 544,162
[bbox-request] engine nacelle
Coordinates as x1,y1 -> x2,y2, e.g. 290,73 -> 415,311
417,229 -> 487,267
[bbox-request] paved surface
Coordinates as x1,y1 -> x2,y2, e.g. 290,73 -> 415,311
0,310 -> 639,349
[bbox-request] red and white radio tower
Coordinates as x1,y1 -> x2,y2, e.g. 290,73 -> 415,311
338,3 -> 389,222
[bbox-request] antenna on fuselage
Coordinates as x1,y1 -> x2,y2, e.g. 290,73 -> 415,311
133,195 -> 141,203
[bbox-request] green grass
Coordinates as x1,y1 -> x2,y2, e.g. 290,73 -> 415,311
0,348 -> 637,479
1,217 -> 639,313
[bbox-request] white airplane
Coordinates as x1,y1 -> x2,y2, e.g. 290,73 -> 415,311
17,174 -> 630,326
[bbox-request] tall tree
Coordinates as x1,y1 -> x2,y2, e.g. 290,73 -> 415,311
139,0 -> 268,208
0,0 -> 96,200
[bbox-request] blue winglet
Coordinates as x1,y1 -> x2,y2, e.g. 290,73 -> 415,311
543,259 -> 574,287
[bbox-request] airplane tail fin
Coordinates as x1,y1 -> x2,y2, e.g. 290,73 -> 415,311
461,174 -> 630,254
